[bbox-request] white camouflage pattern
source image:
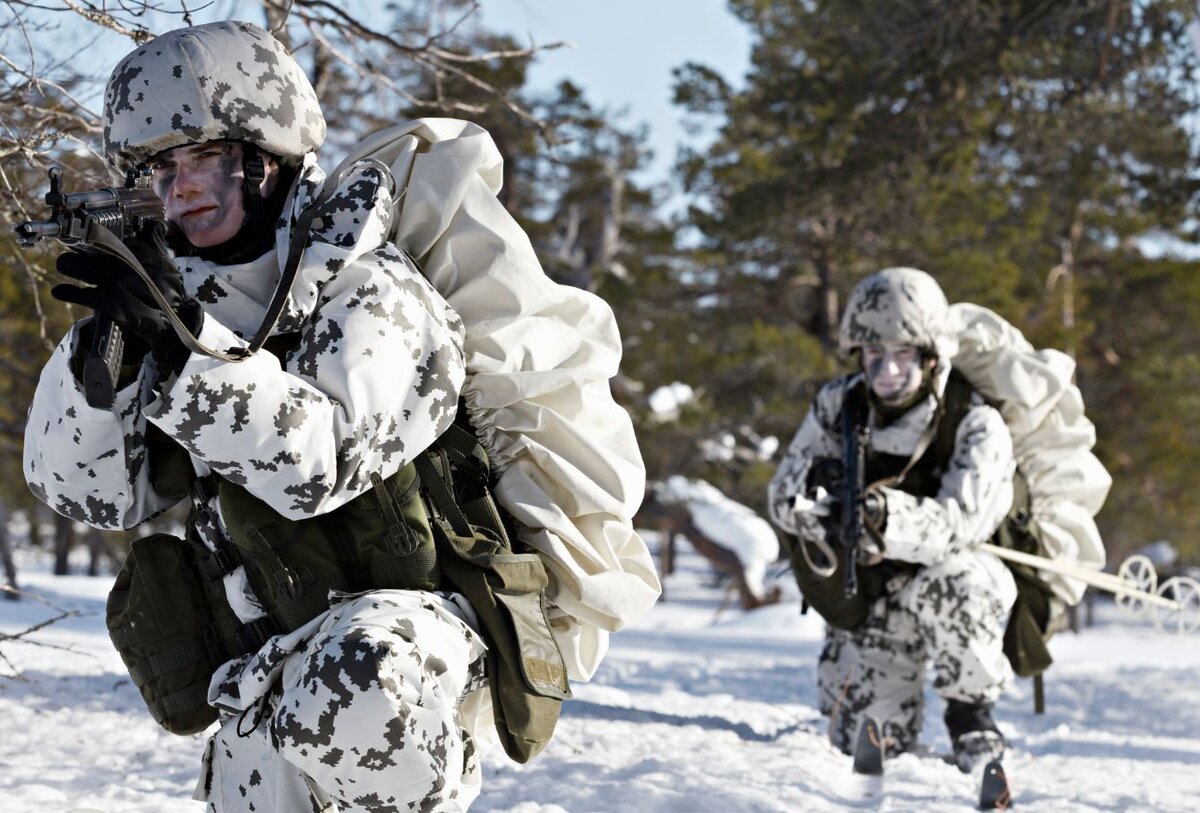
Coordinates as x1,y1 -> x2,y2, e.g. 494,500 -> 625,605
25,157 -> 464,530
768,365 -> 1018,753
24,155 -> 472,809
768,367 -> 1017,566
818,551 -> 1016,756
837,267 -> 958,360
103,21 -> 326,172
197,591 -> 488,813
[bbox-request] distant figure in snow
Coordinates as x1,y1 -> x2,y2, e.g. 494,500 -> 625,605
767,268 -> 1017,773
640,476 -> 783,610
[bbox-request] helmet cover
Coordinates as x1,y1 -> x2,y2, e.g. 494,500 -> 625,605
103,20 -> 326,172
837,267 -> 954,358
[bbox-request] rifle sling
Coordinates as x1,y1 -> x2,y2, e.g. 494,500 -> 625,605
84,169 -> 333,365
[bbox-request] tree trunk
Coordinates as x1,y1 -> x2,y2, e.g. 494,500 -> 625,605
0,499 -> 18,600
813,246 -> 838,349
86,528 -> 108,577
53,514 -> 74,576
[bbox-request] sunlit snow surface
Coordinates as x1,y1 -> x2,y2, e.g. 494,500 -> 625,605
2,538 -> 1198,812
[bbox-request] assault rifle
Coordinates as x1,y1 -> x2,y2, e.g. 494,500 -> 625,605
13,167 -> 164,409
839,409 -> 871,598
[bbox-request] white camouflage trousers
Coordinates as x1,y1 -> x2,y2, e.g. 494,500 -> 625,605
195,590 -> 489,813
818,550 -> 1017,755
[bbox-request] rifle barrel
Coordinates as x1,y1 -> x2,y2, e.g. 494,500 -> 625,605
14,220 -> 62,240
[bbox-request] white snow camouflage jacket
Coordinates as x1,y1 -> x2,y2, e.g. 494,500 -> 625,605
767,365 -> 1017,566
24,118 -> 660,681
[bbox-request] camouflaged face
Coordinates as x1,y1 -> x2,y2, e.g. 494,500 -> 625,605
837,267 -> 953,357
103,20 -> 326,172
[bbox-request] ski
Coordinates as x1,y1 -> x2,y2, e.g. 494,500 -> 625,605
851,716 -> 884,775
851,719 -> 1013,809
979,759 -> 1012,810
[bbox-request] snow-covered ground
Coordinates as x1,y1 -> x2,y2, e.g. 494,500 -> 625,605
2,538 -> 1199,813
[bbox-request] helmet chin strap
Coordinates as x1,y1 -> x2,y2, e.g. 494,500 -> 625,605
242,149 -> 267,226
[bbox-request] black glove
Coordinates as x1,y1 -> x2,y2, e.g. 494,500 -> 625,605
53,221 -> 203,375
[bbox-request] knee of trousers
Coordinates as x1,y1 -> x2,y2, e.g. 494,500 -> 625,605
907,551 -> 1016,637
270,620 -> 474,808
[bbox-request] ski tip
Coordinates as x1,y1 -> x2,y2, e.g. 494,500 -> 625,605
852,717 -> 885,776
978,759 -> 1012,810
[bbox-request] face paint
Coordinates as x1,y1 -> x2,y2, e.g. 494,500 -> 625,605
861,344 -> 924,405
149,142 -> 276,248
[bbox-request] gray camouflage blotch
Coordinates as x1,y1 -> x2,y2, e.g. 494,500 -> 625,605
103,21 -> 326,172
819,553 -> 1014,756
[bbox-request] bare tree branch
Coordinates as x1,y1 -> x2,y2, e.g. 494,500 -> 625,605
0,584 -> 90,679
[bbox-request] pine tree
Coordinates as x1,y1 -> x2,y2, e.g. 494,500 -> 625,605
670,0 -> 1200,558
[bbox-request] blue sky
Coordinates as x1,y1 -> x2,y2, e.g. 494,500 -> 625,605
476,0 -> 752,187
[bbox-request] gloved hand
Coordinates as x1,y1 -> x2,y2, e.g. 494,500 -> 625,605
792,486 -> 839,542
53,221 -> 202,376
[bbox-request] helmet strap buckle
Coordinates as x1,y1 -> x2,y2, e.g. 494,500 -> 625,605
243,151 -> 266,199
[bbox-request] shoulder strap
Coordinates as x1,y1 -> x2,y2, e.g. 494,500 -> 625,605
932,369 -> 976,471
236,159 -> 395,360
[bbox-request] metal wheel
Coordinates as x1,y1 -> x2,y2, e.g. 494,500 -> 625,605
1114,555 -> 1158,619
1152,576 -> 1200,636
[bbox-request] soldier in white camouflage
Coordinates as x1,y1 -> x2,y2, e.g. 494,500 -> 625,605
25,20 -> 659,812
768,268 -> 1017,773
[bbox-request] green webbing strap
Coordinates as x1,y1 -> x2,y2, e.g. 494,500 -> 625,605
437,426 -> 510,538
148,682 -> 210,726
108,617 -> 134,651
933,371 -> 976,470
439,424 -> 483,458
414,452 -> 473,539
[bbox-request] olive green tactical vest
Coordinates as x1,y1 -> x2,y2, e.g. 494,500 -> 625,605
107,417 -> 570,763
786,372 -> 1055,677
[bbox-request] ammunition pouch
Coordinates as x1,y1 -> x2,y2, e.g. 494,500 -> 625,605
106,533 -> 271,735
218,461 -> 441,634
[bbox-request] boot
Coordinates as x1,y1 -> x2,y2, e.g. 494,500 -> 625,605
943,699 -> 1005,774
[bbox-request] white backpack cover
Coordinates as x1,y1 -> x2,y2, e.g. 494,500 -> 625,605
948,303 -> 1111,606
315,119 -> 661,680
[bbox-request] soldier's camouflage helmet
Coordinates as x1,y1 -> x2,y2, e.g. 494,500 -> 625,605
837,267 -> 957,358
103,21 -> 326,173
